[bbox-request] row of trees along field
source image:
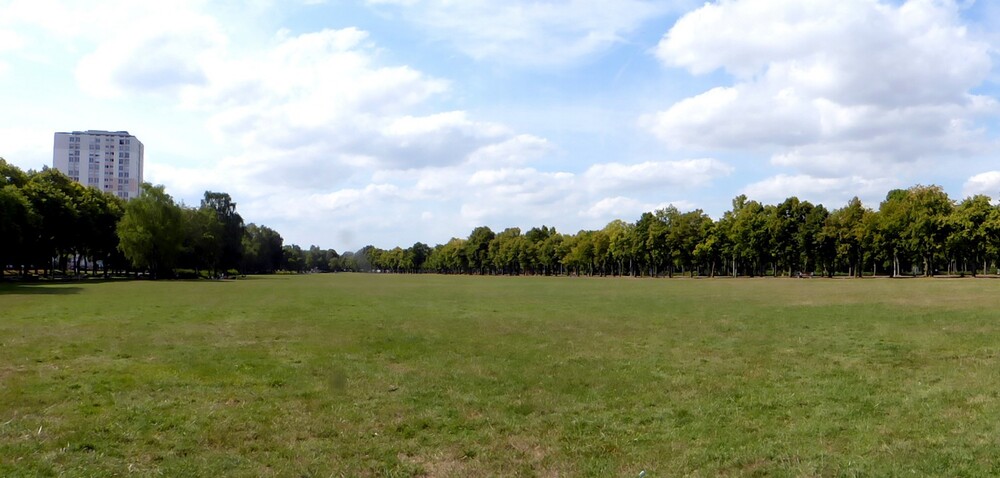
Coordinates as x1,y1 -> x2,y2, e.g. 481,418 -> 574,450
351,186 -> 1000,278
6,156 -> 1000,279
0,159 -> 337,279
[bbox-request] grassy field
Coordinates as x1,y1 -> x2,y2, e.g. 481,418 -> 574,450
3,274 -> 1000,476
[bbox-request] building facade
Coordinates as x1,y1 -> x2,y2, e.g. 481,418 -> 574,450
53,130 -> 144,200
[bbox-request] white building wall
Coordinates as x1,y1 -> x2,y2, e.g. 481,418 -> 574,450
52,130 -> 144,200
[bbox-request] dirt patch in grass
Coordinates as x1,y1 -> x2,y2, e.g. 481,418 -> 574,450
398,451 -> 471,477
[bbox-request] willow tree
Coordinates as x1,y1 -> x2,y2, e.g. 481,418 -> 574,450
117,183 -> 184,278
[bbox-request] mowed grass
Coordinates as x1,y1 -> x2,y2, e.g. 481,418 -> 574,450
3,275 -> 1000,476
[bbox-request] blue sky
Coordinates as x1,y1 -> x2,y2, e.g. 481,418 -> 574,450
2,0 -> 1000,251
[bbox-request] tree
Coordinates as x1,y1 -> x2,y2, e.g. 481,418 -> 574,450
0,185 -> 34,275
283,245 -> 306,272
798,201 -> 828,276
201,191 -> 245,272
524,226 -> 556,275
242,223 -> 284,274
77,187 -> 125,276
604,220 -> 634,276
488,227 -> 522,275
634,212 -> 660,276
0,159 -> 33,275
877,189 -> 910,277
670,209 -> 712,277
729,196 -> 770,276
21,169 -> 82,276
903,185 -> 953,276
306,245 -> 338,272
947,195 -> 992,276
408,242 -> 432,272
537,233 -> 564,276
180,206 -> 224,276
0,158 -> 28,188
117,183 -> 184,278
693,221 -> 722,277
823,197 -> 868,277
428,238 -> 468,273
649,208 -> 678,277
465,226 -> 495,274
591,229 -> 611,276
563,231 -> 596,276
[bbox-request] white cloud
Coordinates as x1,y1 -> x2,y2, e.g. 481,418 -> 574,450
0,29 -> 23,52
76,15 -> 224,98
0,0 -> 771,251
466,134 -> 553,167
963,171 -> 1000,198
582,196 -> 690,220
741,173 -> 898,207
0,18 -> 26,77
648,0 -> 996,175
583,158 -> 733,192
0,127 -> 54,170
364,0 -> 675,66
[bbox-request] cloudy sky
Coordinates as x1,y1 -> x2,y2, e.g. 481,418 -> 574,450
2,0 -> 1000,251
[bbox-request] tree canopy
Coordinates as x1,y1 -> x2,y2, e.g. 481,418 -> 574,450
4,158 -> 1000,281
351,185 -> 1000,279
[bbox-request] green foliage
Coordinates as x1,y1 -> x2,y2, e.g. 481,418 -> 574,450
242,223 -> 284,274
465,226 -> 495,274
0,185 -> 34,269
179,206 -> 224,274
4,155 -> 1000,281
0,157 -> 28,188
282,244 -> 306,272
375,185 -> 1000,278
201,191 -> 245,271
117,183 -> 184,278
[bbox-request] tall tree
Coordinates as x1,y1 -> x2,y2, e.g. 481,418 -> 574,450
947,195 -> 992,275
877,189 -> 910,277
799,201 -> 828,276
604,220 -> 634,276
21,169 -> 82,276
0,185 -> 34,275
117,183 -> 184,278
77,187 -> 125,276
729,196 -> 770,276
465,226 -> 495,274
179,206 -> 224,276
670,209 -> 712,277
283,244 -> 306,272
903,185 -> 953,276
242,223 -> 284,274
408,242 -> 432,272
488,227 -> 523,275
823,197 -> 868,277
201,191 -> 245,272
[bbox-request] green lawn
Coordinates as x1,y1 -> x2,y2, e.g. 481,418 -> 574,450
3,274 -> 1000,476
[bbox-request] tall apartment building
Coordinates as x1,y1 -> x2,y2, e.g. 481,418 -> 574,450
53,130 -> 144,200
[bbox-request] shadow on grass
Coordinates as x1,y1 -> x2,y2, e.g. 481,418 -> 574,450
0,283 -> 84,295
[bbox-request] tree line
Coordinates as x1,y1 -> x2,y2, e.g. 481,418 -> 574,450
0,158 -> 336,279
350,185 -> 1000,278
6,156 -> 1000,280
